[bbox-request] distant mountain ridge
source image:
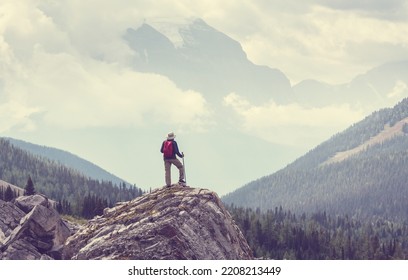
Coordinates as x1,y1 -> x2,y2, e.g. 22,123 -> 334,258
5,138 -> 129,186
125,18 -> 408,110
223,97 -> 408,221
293,60 -> 408,110
124,18 -> 292,105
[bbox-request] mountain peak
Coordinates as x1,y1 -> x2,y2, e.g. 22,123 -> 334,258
63,185 -> 253,260
146,17 -> 208,48
125,17 -> 292,104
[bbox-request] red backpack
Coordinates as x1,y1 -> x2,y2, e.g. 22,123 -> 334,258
163,141 -> 174,157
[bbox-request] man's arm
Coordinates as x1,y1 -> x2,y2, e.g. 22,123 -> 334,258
160,141 -> 164,153
173,141 -> 183,158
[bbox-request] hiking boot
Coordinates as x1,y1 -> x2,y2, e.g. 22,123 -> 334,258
178,179 -> 186,185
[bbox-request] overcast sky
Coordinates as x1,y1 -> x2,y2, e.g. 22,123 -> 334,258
1,1 -> 408,192
205,0 -> 408,84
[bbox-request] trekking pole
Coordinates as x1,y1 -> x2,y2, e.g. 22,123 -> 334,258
182,152 -> 186,185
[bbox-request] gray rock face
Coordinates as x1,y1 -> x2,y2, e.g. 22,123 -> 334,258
63,186 -> 253,260
0,200 -> 25,242
14,195 -> 50,213
0,195 -> 71,260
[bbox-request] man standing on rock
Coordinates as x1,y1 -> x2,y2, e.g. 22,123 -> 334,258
160,132 -> 185,187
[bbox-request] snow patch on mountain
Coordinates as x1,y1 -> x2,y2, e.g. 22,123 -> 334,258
147,17 -> 201,48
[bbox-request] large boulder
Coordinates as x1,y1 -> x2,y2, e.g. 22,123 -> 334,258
14,194 -> 50,213
0,195 -> 71,260
0,200 -> 25,244
63,186 -> 253,260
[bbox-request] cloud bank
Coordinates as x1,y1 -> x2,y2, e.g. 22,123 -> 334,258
224,93 -> 365,147
0,0 -> 406,148
0,0 -> 212,133
201,1 -> 408,84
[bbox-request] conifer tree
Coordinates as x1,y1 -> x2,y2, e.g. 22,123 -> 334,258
4,186 -> 14,201
25,176 -> 35,195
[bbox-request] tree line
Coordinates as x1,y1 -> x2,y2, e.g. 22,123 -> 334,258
227,205 -> 408,260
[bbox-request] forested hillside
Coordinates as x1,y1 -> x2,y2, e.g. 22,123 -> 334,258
0,139 -> 143,217
223,98 -> 408,222
6,137 -> 128,186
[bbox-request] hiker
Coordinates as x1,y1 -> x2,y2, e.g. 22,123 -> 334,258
160,132 -> 185,187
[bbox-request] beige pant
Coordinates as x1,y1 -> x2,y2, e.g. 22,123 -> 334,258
164,158 -> 185,186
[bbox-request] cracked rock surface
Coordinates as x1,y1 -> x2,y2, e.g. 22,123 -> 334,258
63,186 -> 253,260
0,195 -> 71,260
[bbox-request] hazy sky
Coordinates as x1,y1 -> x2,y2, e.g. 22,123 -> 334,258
1,1 -> 408,193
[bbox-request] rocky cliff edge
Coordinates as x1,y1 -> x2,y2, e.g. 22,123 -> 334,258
63,185 -> 253,260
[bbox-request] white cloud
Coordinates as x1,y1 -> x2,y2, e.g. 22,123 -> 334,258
0,1 -> 407,140
199,1 -> 408,84
3,48 -> 212,131
0,101 -> 39,132
387,80 -> 408,99
3,0 -> 408,87
224,92 -> 365,147
0,1 -> 213,133
316,0 -> 407,19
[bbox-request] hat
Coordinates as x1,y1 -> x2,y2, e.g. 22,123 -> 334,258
167,132 -> 176,140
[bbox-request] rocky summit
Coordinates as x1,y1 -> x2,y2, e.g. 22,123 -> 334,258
63,185 -> 253,260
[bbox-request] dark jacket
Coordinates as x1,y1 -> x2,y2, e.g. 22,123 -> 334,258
160,140 -> 183,159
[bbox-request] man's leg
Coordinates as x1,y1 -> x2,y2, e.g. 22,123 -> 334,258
171,158 -> 185,182
164,160 -> 172,186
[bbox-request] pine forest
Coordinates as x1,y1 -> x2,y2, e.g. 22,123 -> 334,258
228,206 -> 408,260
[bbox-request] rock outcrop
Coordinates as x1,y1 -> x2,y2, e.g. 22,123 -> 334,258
63,186 -> 253,260
0,195 -> 71,260
0,179 -> 25,196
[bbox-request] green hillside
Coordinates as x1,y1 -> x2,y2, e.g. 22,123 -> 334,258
223,98 -> 408,222
0,138 -> 143,217
5,137 -> 129,186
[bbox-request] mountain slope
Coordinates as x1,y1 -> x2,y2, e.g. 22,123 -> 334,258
223,98 -> 408,221
323,116 -> 408,165
5,137 -> 128,186
0,138 -> 143,215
